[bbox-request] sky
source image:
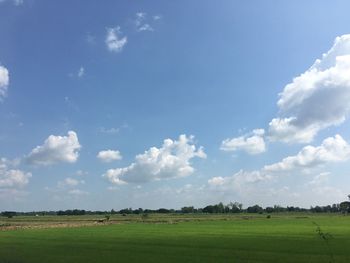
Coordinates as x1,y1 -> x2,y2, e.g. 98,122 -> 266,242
1,0 -> 350,211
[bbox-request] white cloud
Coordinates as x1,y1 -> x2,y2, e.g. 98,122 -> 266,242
27,131 -> 81,166
76,170 -> 88,176
138,24 -> 154,32
105,27 -> 127,52
0,169 -> 31,188
208,170 -> 271,191
86,33 -> 95,45
103,134 -> 206,184
58,177 -> 84,188
0,188 -> 29,205
307,172 -> 330,187
99,124 -> 128,134
221,129 -> 266,155
207,176 -> 225,186
97,150 -> 122,162
135,12 -> 146,27
99,127 -> 119,134
0,65 -> 9,100
135,12 -> 158,32
263,135 -> 350,173
305,172 -> 346,201
208,134 -> 350,205
68,189 -> 89,196
78,67 -> 84,78
269,34 -> 350,143
0,0 -> 23,5
0,158 -> 31,188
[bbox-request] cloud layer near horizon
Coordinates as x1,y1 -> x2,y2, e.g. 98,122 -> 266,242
210,134 -> 350,194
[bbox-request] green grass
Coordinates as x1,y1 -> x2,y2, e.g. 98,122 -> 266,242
0,214 -> 349,263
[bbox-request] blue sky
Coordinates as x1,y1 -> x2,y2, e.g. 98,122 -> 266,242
1,0 -> 350,211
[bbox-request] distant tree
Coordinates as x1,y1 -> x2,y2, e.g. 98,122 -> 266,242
340,201 -> 350,214
273,205 -> 287,213
265,207 -> 274,213
313,206 -> 323,213
203,205 -> 215,213
228,202 -> 242,213
247,205 -> 263,213
1,211 -> 16,218
181,206 -> 195,213
331,204 -> 340,213
217,202 -> 225,213
157,208 -> 170,213
119,208 -> 133,214
132,208 -> 143,214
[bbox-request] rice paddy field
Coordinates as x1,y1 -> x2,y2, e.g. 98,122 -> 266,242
0,213 -> 349,263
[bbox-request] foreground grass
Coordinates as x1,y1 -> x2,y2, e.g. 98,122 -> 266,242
0,214 -> 349,262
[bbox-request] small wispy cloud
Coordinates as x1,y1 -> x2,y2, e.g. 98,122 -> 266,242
99,124 -> 128,135
153,15 -> 162,21
76,170 -> 88,176
105,26 -> 127,52
0,65 -> 9,101
78,67 -> 84,78
134,12 -> 161,32
0,0 -> 23,6
68,189 -> 89,196
58,177 -> 85,188
99,127 -> 120,134
86,33 -> 96,45
138,24 -> 154,32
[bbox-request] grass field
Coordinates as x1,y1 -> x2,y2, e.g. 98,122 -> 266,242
0,213 -> 349,263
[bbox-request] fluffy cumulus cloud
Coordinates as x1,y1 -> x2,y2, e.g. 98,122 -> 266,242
263,134 -> 350,173
0,158 -> 31,188
103,135 -> 206,184
269,34 -> 350,143
221,129 -> 266,155
0,65 -> 9,100
97,150 -> 122,163
105,27 -> 127,52
27,131 -> 81,166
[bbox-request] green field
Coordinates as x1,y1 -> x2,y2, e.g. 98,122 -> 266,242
0,214 -> 349,263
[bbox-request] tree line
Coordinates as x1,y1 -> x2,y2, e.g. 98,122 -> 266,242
2,196 -> 350,218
